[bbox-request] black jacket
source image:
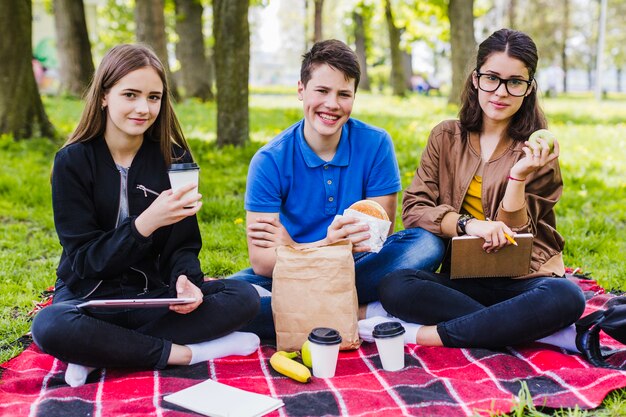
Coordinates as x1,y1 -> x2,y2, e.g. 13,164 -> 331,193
52,136 -> 203,298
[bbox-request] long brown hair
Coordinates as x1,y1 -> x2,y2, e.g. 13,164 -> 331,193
459,29 -> 546,141
65,44 -> 189,165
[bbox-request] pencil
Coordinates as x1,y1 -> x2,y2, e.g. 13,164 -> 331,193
485,217 -> 518,246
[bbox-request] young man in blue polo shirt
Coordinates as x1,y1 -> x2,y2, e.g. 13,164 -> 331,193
230,39 -> 444,339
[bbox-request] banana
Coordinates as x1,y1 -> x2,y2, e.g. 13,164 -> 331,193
278,351 -> 299,360
270,351 -> 311,383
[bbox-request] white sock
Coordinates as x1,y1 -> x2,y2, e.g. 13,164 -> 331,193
358,315 -> 423,345
536,324 -> 579,353
187,332 -> 260,365
65,363 -> 97,387
251,284 -> 271,297
365,301 -> 392,319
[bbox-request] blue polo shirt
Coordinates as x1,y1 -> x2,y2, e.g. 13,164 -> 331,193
245,118 -> 401,243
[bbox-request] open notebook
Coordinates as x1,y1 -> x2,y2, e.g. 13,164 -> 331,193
163,379 -> 284,417
450,233 -> 533,278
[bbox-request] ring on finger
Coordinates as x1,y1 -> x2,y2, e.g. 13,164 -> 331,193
485,240 -> 491,244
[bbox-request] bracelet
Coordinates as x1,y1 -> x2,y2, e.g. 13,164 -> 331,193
508,175 -> 526,182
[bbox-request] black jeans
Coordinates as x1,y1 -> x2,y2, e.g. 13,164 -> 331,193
31,279 -> 260,369
379,270 -> 586,348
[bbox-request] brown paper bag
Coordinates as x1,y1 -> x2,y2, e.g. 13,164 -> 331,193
272,240 -> 361,352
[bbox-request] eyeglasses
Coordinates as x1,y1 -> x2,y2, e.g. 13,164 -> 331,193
475,71 -> 533,97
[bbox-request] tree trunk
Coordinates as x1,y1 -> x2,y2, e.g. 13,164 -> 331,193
353,9 -> 370,91
53,0 -> 94,97
213,0 -> 249,147
135,0 -> 180,100
617,67 -> 622,92
384,0 -> 406,97
508,0 -> 516,28
313,0 -> 323,43
0,0 -> 55,139
448,0 -> 476,105
402,50 -> 413,91
175,0 -> 214,101
561,0 -> 569,92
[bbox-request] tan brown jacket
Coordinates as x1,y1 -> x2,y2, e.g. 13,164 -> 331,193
403,120 -> 565,277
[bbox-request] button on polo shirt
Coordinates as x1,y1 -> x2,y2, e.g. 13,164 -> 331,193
245,119 -> 401,243
297,126 -> 350,218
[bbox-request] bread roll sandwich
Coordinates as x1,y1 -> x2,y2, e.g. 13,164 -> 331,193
347,200 -> 389,221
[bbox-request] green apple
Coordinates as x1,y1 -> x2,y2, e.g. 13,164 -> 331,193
528,129 -> 555,153
301,340 -> 312,368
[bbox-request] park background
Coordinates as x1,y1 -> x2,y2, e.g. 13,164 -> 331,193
1,1 -> 626,415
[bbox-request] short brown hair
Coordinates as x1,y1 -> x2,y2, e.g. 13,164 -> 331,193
301,39 -> 361,92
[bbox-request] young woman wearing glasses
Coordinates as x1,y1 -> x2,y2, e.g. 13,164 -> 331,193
367,29 -> 585,349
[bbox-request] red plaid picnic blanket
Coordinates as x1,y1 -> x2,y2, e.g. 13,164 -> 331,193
1,276 -> 626,417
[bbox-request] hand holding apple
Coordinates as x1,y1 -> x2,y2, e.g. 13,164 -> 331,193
510,129 -> 559,180
528,129 -> 555,154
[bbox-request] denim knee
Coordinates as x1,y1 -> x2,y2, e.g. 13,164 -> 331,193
389,228 -> 446,272
222,279 -> 261,322
378,269 -> 418,315
31,303 -> 77,359
545,278 -> 586,324
228,268 -> 273,289
405,228 -> 446,264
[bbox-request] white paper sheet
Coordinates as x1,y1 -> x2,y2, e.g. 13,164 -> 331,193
335,208 -> 391,253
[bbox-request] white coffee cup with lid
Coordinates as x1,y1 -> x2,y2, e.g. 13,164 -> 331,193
372,321 -> 406,371
168,162 -> 200,208
308,327 -> 342,378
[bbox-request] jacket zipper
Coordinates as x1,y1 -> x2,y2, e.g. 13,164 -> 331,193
134,184 -> 160,293
131,266 -> 149,295
85,166 -> 126,299
136,184 -> 160,197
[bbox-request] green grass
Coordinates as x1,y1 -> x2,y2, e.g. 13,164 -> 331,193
1,91 -> 625,415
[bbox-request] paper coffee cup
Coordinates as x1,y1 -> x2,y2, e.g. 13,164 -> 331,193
372,321 -> 405,372
168,163 -> 200,208
308,327 -> 342,378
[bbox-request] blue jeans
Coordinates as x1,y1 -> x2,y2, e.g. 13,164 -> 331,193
31,279 -> 260,369
378,269 -> 586,348
229,227 -> 445,340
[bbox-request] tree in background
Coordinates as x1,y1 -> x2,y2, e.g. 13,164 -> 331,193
96,0 -> 135,55
447,0 -> 475,105
135,0 -> 180,100
507,0 -> 517,28
0,0 -> 55,139
352,1 -> 372,91
605,0 -> 626,93
560,0 -> 570,92
313,0 -> 324,43
213,0 -> 249,147
175,0 -> 214,101
384,0 -> 407,96
53,0 -> 95,97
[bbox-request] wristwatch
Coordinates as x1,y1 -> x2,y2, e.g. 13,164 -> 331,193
457,214 -> 474,235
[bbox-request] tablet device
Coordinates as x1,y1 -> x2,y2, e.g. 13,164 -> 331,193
450,233 -> 533,279
77,298 -> 197,308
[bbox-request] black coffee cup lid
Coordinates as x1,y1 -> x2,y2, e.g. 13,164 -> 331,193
372,321 -> 405,339
308,327 -> 342,345
169,162 -> 199,171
